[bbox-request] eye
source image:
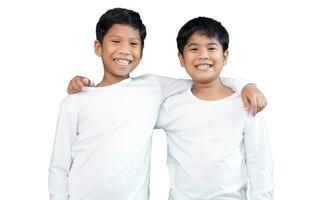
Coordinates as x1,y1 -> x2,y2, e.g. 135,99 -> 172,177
208,47 -> 218,51
189,48 -> 198,51
111,40 -> 120,43
130,42 -> 139,46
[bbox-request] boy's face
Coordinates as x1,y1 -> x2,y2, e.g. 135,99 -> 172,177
95,24 -> 142,80
178,33 -> 228,84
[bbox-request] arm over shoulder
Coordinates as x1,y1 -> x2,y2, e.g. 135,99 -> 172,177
221,77 -> 251,93
152,75 -> 191,99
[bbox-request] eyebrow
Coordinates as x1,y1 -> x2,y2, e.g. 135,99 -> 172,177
130,38 -> 141,42
186,42 -> 220,48
107,34 -> 140,40
186,43 -> 198,48
207,42 -> 219,46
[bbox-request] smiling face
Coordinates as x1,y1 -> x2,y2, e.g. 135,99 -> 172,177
95,24 -> 142,82
178,32 -> 228,84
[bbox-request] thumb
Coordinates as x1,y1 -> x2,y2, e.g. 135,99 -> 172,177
83,78 -> 90,86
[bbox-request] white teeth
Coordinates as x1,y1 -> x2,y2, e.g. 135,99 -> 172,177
115,59 -> 130,65
196,64 -> 211,71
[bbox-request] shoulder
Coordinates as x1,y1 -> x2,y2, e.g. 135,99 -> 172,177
131,74 -> 169,91
59,93 -> 84,113
130,74 -> 160,85
60,94 -> 76,106
161,89 -> 190,109
132,74 -> 157,81
229,92 -> 247,110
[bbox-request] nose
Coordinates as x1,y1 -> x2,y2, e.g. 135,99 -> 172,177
198,49 -> 209,60
118,42 -> 131,55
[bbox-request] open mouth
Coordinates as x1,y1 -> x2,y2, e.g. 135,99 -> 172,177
114,58 -> 132,66
195,64 -> 212,71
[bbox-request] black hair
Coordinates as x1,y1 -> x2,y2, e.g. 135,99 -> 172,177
96,8 -> 146,47
176,17 -> 229,55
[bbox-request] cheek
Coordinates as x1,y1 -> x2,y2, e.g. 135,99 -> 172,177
102,45 -> 115,54
133,49 -> 142,58
212,54 -> 224,63
182,54 -> 194,64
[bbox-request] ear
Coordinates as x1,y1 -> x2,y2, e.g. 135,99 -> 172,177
177,52 -> 185,68
223,50 -> 229,65
94,40 -> 102,57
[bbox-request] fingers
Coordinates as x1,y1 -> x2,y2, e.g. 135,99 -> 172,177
83,78 -> 90,87
67,76 -> 86,94
243,96 -> 250,111
67,85 -> 71,94
67,79 -> 76,94
256,93 -> 263,113
256,93 -> 268,113
76,78 -> 85,90
250,95 -> 258,117
241,84 -> 269,116
242,93 -> 257,116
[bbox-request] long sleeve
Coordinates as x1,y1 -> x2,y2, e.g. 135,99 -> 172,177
221,77 -> 251,94
153,75 -> 251,99
243,113 -> 274,200
153,75 -> 191,99
48,97 -> 78,200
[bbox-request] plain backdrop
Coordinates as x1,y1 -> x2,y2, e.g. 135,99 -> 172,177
1,0 -> 330,199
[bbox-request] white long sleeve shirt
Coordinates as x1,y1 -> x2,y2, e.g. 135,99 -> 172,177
49,74 -> 248,200
156,87 -> 273,200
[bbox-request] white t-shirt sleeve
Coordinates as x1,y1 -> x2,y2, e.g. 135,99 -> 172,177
221,77 -> 251,94
48,97 -> 78,200
153,75 -> 251,99
153,75 -> 191,99
154,103 -> 168,129
243,112 -> 274,200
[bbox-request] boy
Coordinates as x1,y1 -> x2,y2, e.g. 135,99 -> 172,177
49,8 -> 266,200
155,17 -> 273,200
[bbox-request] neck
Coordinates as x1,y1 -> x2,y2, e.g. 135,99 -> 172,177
96,74 -> 129,87
191,79 -> 233,100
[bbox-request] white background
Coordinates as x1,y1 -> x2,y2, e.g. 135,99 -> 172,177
1,0 -> 330,199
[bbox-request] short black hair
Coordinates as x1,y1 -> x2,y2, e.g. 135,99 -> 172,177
176,17 -> 229,55
96,8 -> 146,47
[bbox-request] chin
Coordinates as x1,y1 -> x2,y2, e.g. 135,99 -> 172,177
115,68 -> 133,76
115,73 -> 131,78
192,76 -> 213,82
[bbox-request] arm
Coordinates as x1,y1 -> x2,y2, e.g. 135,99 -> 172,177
244,113 -> 274,200
153,75 -> 268,115
221,77 -> 268,116
66,75 -> 267,116
65,75 -> 190,97
153,75 -> 191,99
48,98 -> 77,200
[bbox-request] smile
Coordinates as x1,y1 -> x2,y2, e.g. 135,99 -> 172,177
195,64 -> 212,71
114,58 -> 131,66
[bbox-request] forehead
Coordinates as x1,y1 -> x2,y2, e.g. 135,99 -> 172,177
186,32 -> 219,46
105,24 -> 140,39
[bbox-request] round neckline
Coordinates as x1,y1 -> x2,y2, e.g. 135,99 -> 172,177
85,77 -> 132,91
187,87 -> 239,104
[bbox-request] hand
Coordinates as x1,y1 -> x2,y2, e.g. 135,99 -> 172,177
67,76 -> 91,94
241,84 -> 268,116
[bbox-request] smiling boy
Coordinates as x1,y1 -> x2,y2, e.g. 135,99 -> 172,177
155,17 -> 273,200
